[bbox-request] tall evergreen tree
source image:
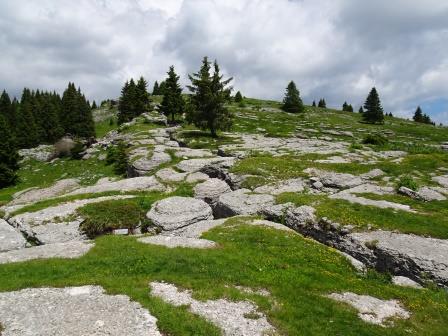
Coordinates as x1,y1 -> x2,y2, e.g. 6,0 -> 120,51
342,102 -> 348,111
160,66 -> 184,123
318,99 -> 327,108
16,88 -> 39,148
358,106 -> 364,114
61,83 -> 95,137
0,90 -> 14,134
234,91 -> 243,103
312,100 -> 316,107
91,100 -> 97,109
135,76 -> 150,116
0,114 -> 19,187
362,87 -> 384,124
413,106 -> 423,123
40,92 -> 64,142
282,81 -> 304,113
158,80 -> 167,95
186,57 -> 233,137
152,81 -> 160,95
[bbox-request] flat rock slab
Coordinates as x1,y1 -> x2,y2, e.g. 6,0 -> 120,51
330,192 -> 414,212
147,197 -> 213,231
214,189 -> 275,218
130,151 -> 171,176
194,178 -> 231,205
68,176 -> 165,195
176,157 -> 236,173
327,292 -> 410,326
0,286 -> 161,336
304,168 -> 364,189
253,178 -> 304,195
0,241 -> 94,264
168,219 -> 228,238
392,276 -> 422,289
138,236 -> 217,249
155,168 -> 187,183
432,175 -> 448,188
350,231 -> 448,286
150,282 -> 275,336
0,219 -> 27,252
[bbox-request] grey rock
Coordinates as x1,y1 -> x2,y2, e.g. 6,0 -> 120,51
398,186 -> 421,200
0,286 -> 161,335
130,151 -> 171,176
285,206 -> 316,230
18,144 -> 54,162
68,176 -> 165,195
0,219 -> 27,252
360,169 -> 385,179
142,111 -> 168,126
253,178 -> 304,195
176,157 -> 236,173
337,251 -> 367,274
214,189 -> 275,218
327,292 -> 410,326
147,197 -> 213,231
0,241 -> 94,264
312,181 -> 324,190
261,202 -> 294,221
155,168 -> 187,182
150,282 -> 275,336
304,168 -> 363,189
330,192 -> 414,212
417,186 -> 446,201
186,172 -> 210,183
432,175 -> 448,188
139,236 -> 217,249
194,178 -> 231,205
392,276 -> 422,289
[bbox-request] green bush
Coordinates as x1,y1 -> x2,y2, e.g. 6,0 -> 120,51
362,134 -> 388,146
396,175 -> 419,191
105,141 -> 128,176
78,199 -> 148,238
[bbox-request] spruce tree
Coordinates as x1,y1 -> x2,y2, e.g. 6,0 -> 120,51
347,104 -> 354,112
312,100 -> 316,107
158,80 -> 167,95
413,106 -> 423,123
282,81 -> 304,113
0,114 -> 19,187
234,91 -> 243,103
358,106 -> 364,114
136,76 -> 150,116
160,66 -> 184,123
40,92 -> 64,142
91,101 -> 97,109
0,90 -> 14,134
152,81 -> 160,95
16,88 -> 39,148
342,102 -> 348,111
362,87 -> 384,124
61,83 -> 95,137
318,99 -> 327,108
186,57 -> 233,137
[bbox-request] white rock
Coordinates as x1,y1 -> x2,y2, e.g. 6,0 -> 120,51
155,168 -> 187,182
392,276 -> 422,289
214,189 -> 275,218
176,157 -> 236,173
253,178 -> 304,195
0,219 -> 27,252
139,236 -> 217,249
194,178 -> 231,205
68,176 -> 165,195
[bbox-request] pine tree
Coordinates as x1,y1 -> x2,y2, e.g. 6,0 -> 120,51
186,57 -> 233,137
160,66 -> 184,123
136,76 -> 150,116
152,81 -> 160,95
61,83 -> 95,137
318,99 -> 327,108
362,87 -> 384,124
234,91 -> 243,103
158,80 -> 167,95
342,102 -> 348,111
0,90 -> 15,134
91,101 -> 97,109
117,79 -> 138,124
347,104 -> 354,112
0,113 -> 19,187
413,106 -> 423,123
40,92 -> 64,142
16,88 -> 39,148
282,81 -> 304,113
358,106 -> 364,114
312,100 -> 316,107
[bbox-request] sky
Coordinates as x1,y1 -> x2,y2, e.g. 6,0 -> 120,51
0,0 -> 447,123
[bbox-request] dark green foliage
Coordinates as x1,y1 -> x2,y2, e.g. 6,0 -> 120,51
0,114 -> 19,188
152,81 -> 160,95
358,106 -> 364,114
312,100 -> 316,107
342,102 -> 354,112
91,101 -> 97,109
281,81 -> 304,113
362,87 -> 384,124
61,83 -> 95,138
186,57 -> 233,137
160,66 -> 184,123
158,80 -> 167,95
118,78 -> 150,124
362,133 -> 388,146
105,141 -> 128,176
234,91 -> 243,103
396,175 -> 419,191
70,140 -> 85,160
0,90 -> 15,134
78,199 -> 147,238
413,107 -> 434,125
318,98 -> 326,108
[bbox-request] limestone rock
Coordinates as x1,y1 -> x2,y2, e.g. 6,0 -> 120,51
0,219 -> 27,253
327,292 -> 410,326
253,178 -> 304,195
176,157 -> 236,173
0,286 -> 161,335
433,175 -> 448,188
194,178 -> 231,205
147,197 -> 213,231
214,189 -> 275,218
417,187 -> 446,201
360,169 -> 385,179
392,276 -> 422,289
304,168 -> 363,189
398,186 -> 421,200
130,151 -> 171,176
186,172 -> 210,183
285,206 -> 316,230
155,168 -> 187,183
68,176 -> 165,195
139,236 -> 217,249
18,144 -> 54,162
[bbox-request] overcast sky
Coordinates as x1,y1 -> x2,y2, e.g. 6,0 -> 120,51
1,0 -> 447,123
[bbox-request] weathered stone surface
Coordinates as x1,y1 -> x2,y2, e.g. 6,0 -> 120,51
337,251 -> 367,274
285,206 -> 316,230
398,186 -> 421,200
139,236 -> 217,249
360,169 -> 386,179
68,176 -> 164,195
261,202 -> 294,221
330,192 -> 414,212
147,197 -> 213,231
0,286 -> 161,335
417,186 -> 447,201
194,178 -> 231,205
142,111 -> 167,126
10,179 -> 80,206
9,195 -> 135,244
129,151 -> 171,176
18,144 -> 54,162
172,147 -> 214,159
186,172 -> 210,183
0,219 -> 27,252
327,292 -> 410,326
253,178 -> 304,195
214,189 -> 275,218
0,241 -> 94,264
176,157 -> 236,173
150,282 -> 275,336
342,183 -> 394,195
433,175 -> 448,188
155,168 -> 187,182
304,168 -> 363,189
392,276 -> 422,289
167,219 -> 227,238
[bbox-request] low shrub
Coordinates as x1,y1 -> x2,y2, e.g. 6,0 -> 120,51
105,141 -> 128,176
396,175 -> 419,191
362,134 -> 388,146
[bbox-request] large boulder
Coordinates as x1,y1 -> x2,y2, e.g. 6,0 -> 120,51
129,151 -> 171,176
0,219 -> 27,252
285,206 -> 316,230
194,179 -> 231,205
214,189 -> 275,218
68,176 -> 165,195
253,178 -> 304,195
176,157 -> 236,173
304,168 -> 363,189
147,197 -> 213,231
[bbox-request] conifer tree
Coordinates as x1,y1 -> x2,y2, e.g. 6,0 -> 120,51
152,81 -> 160,95
318,99 -> 327,108
135,76 -> 150,116
40,92 -> 64,142
234,91 -> 243,103
362,87 -> 384,124
312,100 -> 316,107
358,106 -> 364,114
61,83 -> 95,137
282,81 -> 304,113
91,101 -> 97,109
160,66 -> 184,123
342,102 -> 348,111
186,57 -> 233,137
0,90 -> 14,133
0,114 -> 19,187
347,104 -> 354,112
158,80 -> 167,95
413,106 -> 423,123
16,88 -> 39,148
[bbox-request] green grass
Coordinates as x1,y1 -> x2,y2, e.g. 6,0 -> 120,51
0,217 -> 447,335
277,192 -> 448,239
95,118 -> 118,138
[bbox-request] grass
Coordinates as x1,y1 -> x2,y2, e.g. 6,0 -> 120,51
0,217 -> 447,335
277,192 -> 448,239
95,117 -> 118,138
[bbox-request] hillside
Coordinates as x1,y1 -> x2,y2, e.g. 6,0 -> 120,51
0,98 -> 448,335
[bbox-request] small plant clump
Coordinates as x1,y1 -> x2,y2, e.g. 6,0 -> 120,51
362,134 -> 388,146
396,175 -> 419,191
105,141 -> 129,176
